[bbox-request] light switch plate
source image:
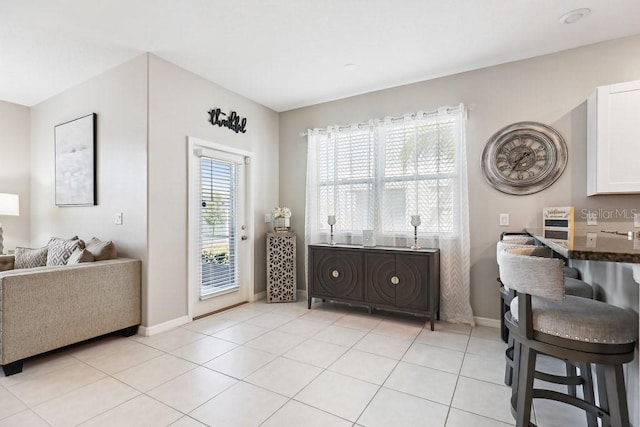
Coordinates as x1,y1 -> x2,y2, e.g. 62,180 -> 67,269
264,213 -> 272,223
499,213 -> 509,226
115,212 -> 123,225
634,213 -> 640,228
587,211 -> 597,226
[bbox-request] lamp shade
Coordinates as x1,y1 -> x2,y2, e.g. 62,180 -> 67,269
0,193 -> 19,216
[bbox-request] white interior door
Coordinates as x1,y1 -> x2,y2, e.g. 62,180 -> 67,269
188,137 -> 252,318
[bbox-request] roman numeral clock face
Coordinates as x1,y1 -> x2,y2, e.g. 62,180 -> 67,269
482,122 -> 568,195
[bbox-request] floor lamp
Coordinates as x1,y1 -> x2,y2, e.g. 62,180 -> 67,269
0,193 -> 20,255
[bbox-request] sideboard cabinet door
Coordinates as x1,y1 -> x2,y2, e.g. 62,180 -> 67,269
309,247 -> 364,302
394,253 -> 430,312
365,252 -> 430,312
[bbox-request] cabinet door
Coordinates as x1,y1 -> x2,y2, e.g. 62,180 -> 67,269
365,253 -> 396,306
588,80 -> 640,195
394,253 -> 429,312
310,248 -> 363,302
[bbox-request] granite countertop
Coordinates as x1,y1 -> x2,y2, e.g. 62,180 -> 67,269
526,228 -> 640,263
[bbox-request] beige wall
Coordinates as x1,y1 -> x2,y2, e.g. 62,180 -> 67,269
0,101 -> 30,250
18,34 -> 640,327
147,55 -> 279,327
279,34 -> 640,320
28,53 -> 279,329
30,55 -> 149,308
8,49 -> 282,331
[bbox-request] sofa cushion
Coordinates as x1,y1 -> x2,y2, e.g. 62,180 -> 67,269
86,237 -> 117,261
66,248 -> 95,265
14,246 -> 48,269
47,239 -> 83,266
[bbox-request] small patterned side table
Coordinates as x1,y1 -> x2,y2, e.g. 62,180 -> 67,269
266,232 -> 297,302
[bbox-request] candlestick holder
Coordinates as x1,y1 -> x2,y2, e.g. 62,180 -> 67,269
410,215 -> 421,250
327,215 -> 336,245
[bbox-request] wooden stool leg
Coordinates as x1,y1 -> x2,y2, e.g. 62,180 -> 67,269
596,365 -> 611,427
504,334 -> 514,386
515,344 -> 536,427
579,362 -> 597,427
603,364 -> 630,427
511,340 -> 522,399
566,360 -> 577,397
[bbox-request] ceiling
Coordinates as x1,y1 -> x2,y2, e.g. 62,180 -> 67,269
2,1 -> 639,112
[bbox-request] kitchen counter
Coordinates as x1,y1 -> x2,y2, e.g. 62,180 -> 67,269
526,228 -> 640,264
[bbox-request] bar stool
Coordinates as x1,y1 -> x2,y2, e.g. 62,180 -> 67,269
498,241 -> 593,389
499,232 -> 581,278
500,246 -> 638,427
498,238 -> 584,342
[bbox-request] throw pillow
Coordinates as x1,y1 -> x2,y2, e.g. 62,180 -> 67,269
86,237 -> 117,261
14,246 -> 48,269
66,248 -> 95,265
48,236 -> 85,249
47,239 -> 83,266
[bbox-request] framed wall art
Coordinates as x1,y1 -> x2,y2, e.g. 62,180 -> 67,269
54,113 -> 97,206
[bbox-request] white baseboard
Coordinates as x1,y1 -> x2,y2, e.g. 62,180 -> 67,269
474,316 -> 501,329
138,315 -> 191,337
253,291 -> 266,301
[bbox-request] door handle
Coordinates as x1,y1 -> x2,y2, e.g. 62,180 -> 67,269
241,235 -> 248,240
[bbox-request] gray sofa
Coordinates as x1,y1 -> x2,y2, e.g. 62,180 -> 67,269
0,255 -> 141,376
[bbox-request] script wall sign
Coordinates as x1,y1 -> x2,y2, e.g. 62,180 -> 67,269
208,108 -> 247,134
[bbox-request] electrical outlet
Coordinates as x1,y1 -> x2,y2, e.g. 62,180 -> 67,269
634,213 -> 640,228
115,212 -> 123,225
587,211 -> 597,226
586,232 -> 597,248
264,213 -> 272,223
499,213 -> 509,226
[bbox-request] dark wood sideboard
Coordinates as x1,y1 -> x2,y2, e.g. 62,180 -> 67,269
307,244 -> 440,330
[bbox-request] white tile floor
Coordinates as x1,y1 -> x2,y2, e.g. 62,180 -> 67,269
0,299 -> 591,426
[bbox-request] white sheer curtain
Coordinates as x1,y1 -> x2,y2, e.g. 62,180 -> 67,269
305,104 -> 474,325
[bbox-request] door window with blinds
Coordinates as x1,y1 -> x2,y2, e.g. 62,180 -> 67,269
312,111 -> 461,239
199,156 -> 239,296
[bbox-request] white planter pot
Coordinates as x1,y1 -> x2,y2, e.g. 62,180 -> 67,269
274,217 -> 290,231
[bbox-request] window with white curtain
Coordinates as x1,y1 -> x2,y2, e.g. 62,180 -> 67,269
312,111 -> 460,239
305,104 -> 475,325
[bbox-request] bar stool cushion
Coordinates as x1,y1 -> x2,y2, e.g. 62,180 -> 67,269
564,277 -> 592,299
563,266 -> 580,279
510,296 -> 638,344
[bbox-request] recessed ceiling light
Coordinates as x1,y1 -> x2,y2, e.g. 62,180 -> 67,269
559,8 -> 591,24
344,63 -> 358,71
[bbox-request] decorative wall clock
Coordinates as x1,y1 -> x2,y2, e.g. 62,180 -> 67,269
481,122 -> 568,195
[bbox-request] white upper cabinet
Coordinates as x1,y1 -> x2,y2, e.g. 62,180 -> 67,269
587,80 -> 640,195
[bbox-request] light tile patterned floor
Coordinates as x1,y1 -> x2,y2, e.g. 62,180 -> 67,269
0,299 -> 591,426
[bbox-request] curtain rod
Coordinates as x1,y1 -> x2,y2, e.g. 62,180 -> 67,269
300,103 -> 467,137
